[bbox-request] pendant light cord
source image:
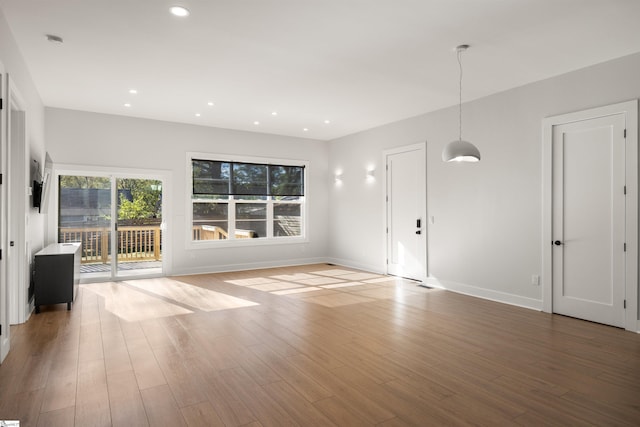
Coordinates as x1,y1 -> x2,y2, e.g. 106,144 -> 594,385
458,47 -> 463,142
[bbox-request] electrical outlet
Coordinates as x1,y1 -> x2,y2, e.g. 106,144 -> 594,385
531,274 -> 540,286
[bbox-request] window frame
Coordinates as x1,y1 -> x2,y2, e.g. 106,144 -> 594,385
187,152 -> 309,248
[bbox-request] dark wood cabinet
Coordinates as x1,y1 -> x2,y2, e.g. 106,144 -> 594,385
34,242 -> 81,313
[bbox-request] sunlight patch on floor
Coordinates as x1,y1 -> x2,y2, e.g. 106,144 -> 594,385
295,277 -> 346,286
319,281 -> 365,289
334,272 -> 382,281
248,282 -> 305,292
82,283 -> 193,322
220,266 -> 429,307
225,277 -> 281,286
271,286 -> 323,295
82,277 -> 260,321
269,273 -> 317,281
310,269 -> 356,276
125,277 -> 259,312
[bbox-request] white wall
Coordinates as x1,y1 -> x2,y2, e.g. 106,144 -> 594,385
0,9 -> 46,316
45,108 -> 329,275
328,52 -> 640,311
0,7 -> 46,222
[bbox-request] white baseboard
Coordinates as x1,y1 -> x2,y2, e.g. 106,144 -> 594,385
171,257 -> 330,277
427,277 -> 543,311
79,257 -> 375,283
324,257 -> 385,275
1,337 -> 9,362
26,300 -> 34,321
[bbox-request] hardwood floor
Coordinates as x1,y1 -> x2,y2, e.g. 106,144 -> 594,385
1,264 -> 639,426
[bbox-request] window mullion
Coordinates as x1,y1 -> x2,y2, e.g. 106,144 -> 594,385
228,198 -> 236,239
301,199 -> 305,238
267,198 -> 274,238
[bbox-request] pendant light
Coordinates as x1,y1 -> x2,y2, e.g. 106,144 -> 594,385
442,44 -> 481,162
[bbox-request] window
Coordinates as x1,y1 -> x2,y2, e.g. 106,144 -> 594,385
190,155 -> 306,243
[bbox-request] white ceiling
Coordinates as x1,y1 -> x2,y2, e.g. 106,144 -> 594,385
2,0 -> 640,141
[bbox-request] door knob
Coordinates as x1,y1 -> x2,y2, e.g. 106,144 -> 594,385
416,230 -> 422,235
553,240 -> 562,246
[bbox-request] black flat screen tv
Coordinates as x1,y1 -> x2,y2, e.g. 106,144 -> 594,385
33,180 -> 43,212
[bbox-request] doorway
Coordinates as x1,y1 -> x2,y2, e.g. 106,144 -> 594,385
384,143 -> 427,281
57,173 -> 164,281
0,61 -> 8,362
542,101 -> 638,330
7,83 -> 28,325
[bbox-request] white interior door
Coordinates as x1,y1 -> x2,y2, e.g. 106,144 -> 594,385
552,114 -> 626,327
386,144 -> 426,281
8,90 -> 27,325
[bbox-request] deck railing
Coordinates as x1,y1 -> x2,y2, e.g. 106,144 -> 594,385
192,225 -> 257,240
61,224 -> 260,264
59,226 -> 162,264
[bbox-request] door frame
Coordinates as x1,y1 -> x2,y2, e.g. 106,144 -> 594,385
542,100 -> 638,332
0,61 -> 9,362
6,77 -> 29,325
50,164 -> 172,282
383,142 -> 428,281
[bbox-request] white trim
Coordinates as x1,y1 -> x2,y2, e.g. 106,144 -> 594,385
382,142 -> 428,282
6,75 -> 29,325
430,277 -> 543,311
0,60 -> 10,361
110,176 -> 118,278
186,152 -> 310,249
171,257 -> 329,276
188,235 -> 308,249
79,271 -> 164,284
325,257 -> 386,275
0,337 -> 9,362
625,102 -> 639,331
542,100 -> 638,331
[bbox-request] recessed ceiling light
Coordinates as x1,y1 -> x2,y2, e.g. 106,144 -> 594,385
254,121 -> 260,125
271,111 -> 278,116
45,34 -> 63,44
170,6 -> 190,17
324,119 -> 331,124
124,103 -> 131,108
207,101 -> 214,107
129,89 -> 138,94
303,128 -> 309,132
195,113 -> 201,117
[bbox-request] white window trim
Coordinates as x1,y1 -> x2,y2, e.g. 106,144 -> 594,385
186,152 -> 309,249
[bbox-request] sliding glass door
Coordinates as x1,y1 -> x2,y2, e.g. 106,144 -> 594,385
58,174 -> 163,280
58,175 -> 112,280
115,178 -> 162,276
